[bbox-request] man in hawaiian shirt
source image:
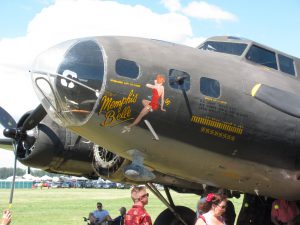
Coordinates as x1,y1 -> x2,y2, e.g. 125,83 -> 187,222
124,186 -> 152,225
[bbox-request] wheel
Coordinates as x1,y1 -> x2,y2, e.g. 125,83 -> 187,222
92,145 -> 125,176
154,206 -> 196,225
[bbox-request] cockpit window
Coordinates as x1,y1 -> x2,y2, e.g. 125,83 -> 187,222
58,40 -> 104,83
57,40 -> 103,113
199,41 -> 247,56
116,59 -> 139,79
246,45 -> 277,70
278,54 -> 295,76
34,39 -> 105,127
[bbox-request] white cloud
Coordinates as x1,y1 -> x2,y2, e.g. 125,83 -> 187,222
0,0 -> 195,119
182,1 -> 237,22
0,65 -> 38,121
0,0 -> 238,169
0,0 -> 197,74
161,0 -> 182,12
0,0 -> 201,167
0,150 -> 26,169
183,36 -> 206,48
25,0 -> 193,45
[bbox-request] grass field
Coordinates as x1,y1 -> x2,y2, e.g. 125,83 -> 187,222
0,188 -> 243,225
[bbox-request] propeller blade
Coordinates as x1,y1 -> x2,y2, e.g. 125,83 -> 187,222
21,104 -> 47,132
0,106 -> 17,207
8,142 -> 18,209
0,106 -> 16,129
0,106 -> 38,208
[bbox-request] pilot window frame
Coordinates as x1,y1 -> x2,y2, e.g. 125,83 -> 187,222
199,77 -> 221,98
278,54 -> 296,76
115,58 -> 140,79
198,41 -> 247,56
168,69 -> 191,92
245,45 -> 278,70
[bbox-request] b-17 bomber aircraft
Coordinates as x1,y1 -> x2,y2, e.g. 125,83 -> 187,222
1,35 -> 300,225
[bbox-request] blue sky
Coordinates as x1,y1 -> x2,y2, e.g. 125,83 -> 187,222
1,0 -> 299,56
0,1 -> 51,38
0,0 -> 299,168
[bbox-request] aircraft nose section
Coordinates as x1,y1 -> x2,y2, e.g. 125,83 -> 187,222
31,38 -> 105,126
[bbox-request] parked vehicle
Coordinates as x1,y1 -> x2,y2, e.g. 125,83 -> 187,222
51,182 -> 62,188
116,183 -> 131,189
61,182 -> 70,188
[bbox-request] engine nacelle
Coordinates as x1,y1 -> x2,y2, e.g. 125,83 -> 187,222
16,114 -> 96,178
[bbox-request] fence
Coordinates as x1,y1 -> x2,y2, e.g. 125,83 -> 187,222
0,181 -> 33,189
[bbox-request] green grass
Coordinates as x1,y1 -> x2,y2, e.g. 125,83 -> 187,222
0,188 -> 243,225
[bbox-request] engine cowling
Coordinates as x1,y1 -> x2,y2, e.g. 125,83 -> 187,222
16,114 -> 95,178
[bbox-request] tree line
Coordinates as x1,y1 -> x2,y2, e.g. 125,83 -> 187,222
0,167 -> 58,179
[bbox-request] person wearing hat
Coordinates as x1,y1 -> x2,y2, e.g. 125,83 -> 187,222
112,207 -> 126,225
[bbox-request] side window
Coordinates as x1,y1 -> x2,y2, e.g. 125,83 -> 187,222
246,45 -> 277,70
278,54 -> 295,76
168,69 -> 190,91
200,77 -> 220,98
115,59 -> 139,79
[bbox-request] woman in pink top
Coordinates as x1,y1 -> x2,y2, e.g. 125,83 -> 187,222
195,193 -> 227,225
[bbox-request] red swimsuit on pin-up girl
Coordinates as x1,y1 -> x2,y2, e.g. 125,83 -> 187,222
148,88 -> 160,111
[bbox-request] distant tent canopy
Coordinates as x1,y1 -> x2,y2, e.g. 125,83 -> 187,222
23,174 -> 37,181
40,175 -> 53,181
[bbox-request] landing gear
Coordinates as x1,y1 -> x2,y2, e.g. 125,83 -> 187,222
236,193 -> 274,225
146,183 -> 195,225
154,206 -> 195,225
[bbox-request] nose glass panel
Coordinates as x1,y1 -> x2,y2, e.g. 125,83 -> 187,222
31,39 -> 105,126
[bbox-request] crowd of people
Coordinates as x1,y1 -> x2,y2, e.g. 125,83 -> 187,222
194,192 -> 300,225
87,185 -> 152,225
2,185 -> 300,225
86,186 -> 300,225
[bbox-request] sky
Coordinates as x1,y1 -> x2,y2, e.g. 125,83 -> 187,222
0,0 -> 299,168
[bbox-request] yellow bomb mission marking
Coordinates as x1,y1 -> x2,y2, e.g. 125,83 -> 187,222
191,115 -> 243,135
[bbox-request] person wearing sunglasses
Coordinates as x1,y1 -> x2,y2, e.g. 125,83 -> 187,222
217,189 -> 236,225
124,186 -> 152,225
195,193 -> 227,225
88,202 -> 112,225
